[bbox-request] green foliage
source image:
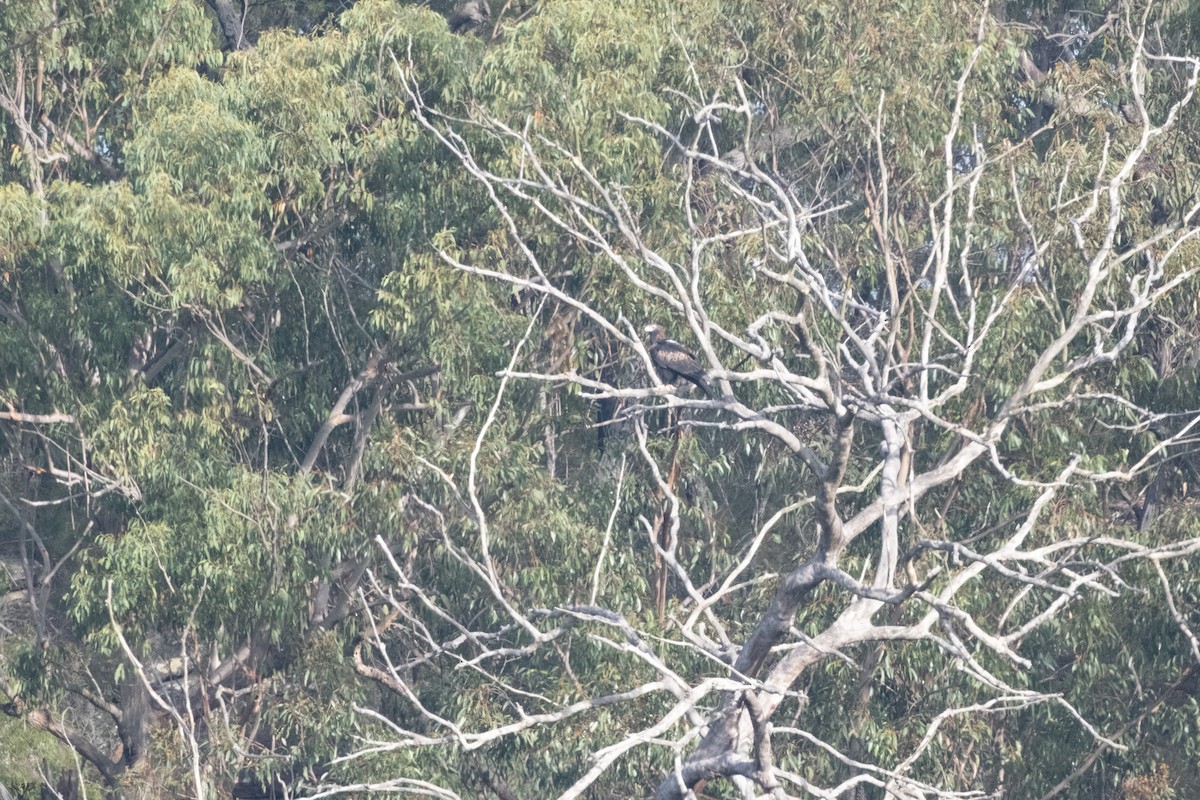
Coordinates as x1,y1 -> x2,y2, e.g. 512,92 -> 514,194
4,0 -> 1200,796
0,715 -> 78,800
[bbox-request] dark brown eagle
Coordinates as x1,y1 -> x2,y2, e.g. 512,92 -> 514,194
644,324 -> 714,397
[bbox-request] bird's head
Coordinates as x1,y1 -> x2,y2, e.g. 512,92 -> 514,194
644,324 -> 664,343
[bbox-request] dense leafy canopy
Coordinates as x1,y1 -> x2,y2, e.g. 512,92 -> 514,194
3,1 -> 1200,799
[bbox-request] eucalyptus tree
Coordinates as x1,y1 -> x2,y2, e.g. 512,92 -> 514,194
335,2 -> 1200,799
3,0 -> 1200,799
0,0 -> 484,796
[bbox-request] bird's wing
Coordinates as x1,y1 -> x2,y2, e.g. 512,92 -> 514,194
653,340 -> 707,378
663,339 -> 702,367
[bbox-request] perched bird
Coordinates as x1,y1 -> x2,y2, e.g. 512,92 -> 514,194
644,324 -> 714,397
448,0 -> 490,34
